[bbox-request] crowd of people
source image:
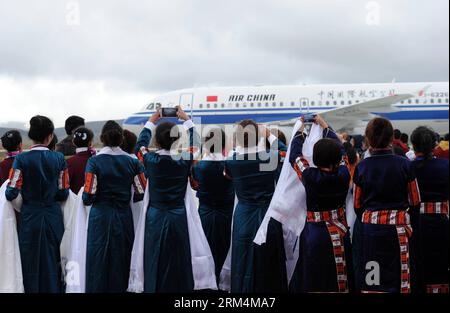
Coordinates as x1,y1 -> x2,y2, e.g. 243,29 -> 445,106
0,108 -> 448,294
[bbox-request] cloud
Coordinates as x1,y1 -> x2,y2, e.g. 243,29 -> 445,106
0,0 -> 448,125
0,76 -> 155,127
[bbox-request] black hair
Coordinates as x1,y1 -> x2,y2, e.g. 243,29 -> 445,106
236,120 -> 259,148
313,138 -> 342,169
400,133 -> 409,144
48,133 -> 58,151
73,127 -> 94,148
121,129 -> 138,154
65,116 -> 85,135
444,133 -> 449,141
1,130 -> 22,152
394,129 -> 402,140
28,115 -> 55,143
204,128 -> 226,154
411,126 -> 437,158
352,135 -> 364,152
343,141 -> 358,165
100,120 -> 123,147
365,118 -> 394,149
155,122 -> 180,150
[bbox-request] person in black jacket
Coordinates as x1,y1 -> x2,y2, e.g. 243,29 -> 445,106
56,115 -> 85,157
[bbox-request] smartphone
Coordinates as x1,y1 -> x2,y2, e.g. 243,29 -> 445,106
303,113 -> 316,123
161,107 -> 178,118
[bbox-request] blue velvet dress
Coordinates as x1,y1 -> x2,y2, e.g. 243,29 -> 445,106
83,148 -> 146,293
191,157 -> 235,282
288,128 -> 353,293
225,140 -> 288,293
6,146 -> 69,293
412,156 -> 449,293
136,121 -> 199,293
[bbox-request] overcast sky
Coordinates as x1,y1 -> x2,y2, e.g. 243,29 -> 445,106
0,0 -> 448,127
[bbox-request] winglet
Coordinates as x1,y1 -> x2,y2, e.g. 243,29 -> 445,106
416,84 -> 432,97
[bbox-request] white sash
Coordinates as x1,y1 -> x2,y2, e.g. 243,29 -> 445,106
218,196 -> 238,291
128,181 -> 217,293
346,187 -> 357,239
0,180 -> 24,293
63,188 -> 90,293
253,121 -> 324,283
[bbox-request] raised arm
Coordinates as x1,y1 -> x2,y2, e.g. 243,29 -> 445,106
135,110 -> 161,162
289,128 -> 310,181
177,106 -> 200,161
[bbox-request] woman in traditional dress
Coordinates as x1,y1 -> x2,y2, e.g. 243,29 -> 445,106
191,128 -> 234,283
5,115 -> 69,293
83,121 -> 146,293
135,107 -> 200,293
288,115 -> 353,293
353,118 -> 421,293
1,130 -> 23,185
410,126 -> 449,293
67,127 -> 95,194
225,120 -> 288,293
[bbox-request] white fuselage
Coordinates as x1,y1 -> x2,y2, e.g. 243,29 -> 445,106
124,82 -> 449,136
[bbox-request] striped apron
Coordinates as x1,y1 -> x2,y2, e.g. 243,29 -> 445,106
420,201 -> 449,294
362,210 -> 412,293
307,208 -> 349,293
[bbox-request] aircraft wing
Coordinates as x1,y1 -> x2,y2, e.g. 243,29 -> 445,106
276,85 -> 431,132
319,93 -> 413,131
275,94 -> 411,129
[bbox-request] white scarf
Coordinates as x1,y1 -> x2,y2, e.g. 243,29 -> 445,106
62,188 -> 90,293
0,180 -> 24,293
253,121 -> 324,283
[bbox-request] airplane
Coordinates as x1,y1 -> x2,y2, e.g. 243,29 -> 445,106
123,82 -> 449,138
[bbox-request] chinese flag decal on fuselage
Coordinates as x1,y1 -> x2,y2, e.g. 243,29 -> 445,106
207,96 -> 218,102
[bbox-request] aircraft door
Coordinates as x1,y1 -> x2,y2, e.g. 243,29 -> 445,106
179,93 -> 194,116
300,98 -> 310,114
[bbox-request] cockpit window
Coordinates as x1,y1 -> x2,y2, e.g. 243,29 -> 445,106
146,103 -> 155,110
155,103 -> 162,109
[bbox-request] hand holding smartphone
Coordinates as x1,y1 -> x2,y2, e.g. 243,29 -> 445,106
161,107 -> 179,118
